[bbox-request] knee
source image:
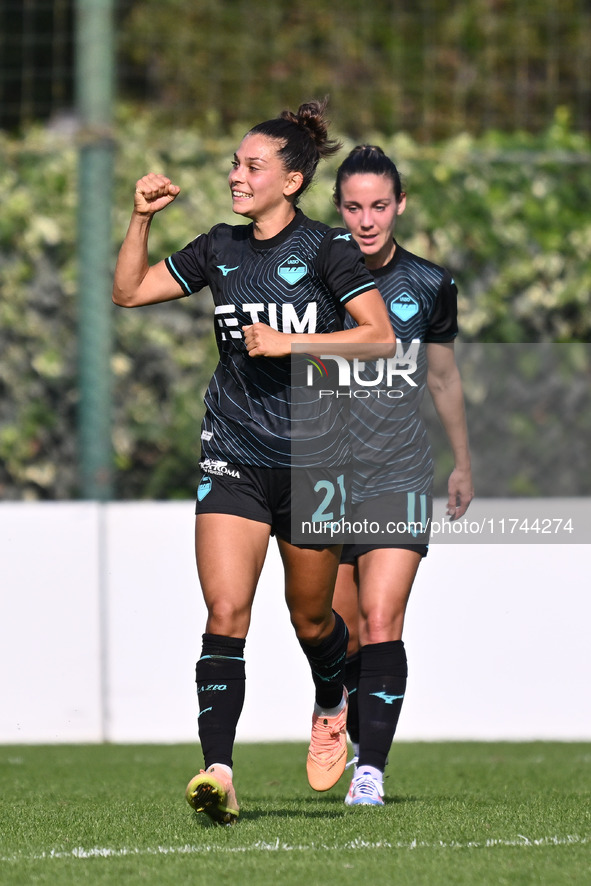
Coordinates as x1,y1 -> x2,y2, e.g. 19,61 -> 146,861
205,597 -> 251,638
290,610 -> 333,645
360,609 -> 403,645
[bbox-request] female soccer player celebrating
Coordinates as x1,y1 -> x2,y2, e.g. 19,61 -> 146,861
113,103 -> 395,824
331,145 -> 473,806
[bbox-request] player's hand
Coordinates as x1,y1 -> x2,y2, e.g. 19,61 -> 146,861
446,467 -> 474,519
133,173 -> 180,215
242,323 -> 289,358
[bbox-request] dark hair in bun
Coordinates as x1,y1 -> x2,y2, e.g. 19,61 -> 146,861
248,98 -> 342,200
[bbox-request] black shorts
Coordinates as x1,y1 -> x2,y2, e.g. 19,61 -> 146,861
340,541 -> 428,563
340,491 -> 432,563
195,460 -> 350,546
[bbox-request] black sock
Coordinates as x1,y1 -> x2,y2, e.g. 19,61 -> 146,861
345,652 -> 361,745
195,633 -> 246,770
299,611 -> 348,710
357,640 -> 407,771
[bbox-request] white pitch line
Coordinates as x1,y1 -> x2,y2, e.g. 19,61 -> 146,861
0,834 -> 588,863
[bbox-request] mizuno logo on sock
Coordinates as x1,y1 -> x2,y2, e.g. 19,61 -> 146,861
370,691 -> 405,704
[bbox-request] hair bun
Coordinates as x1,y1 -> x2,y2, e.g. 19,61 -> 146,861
280,98 -> 341,159
248,97 -> 342,201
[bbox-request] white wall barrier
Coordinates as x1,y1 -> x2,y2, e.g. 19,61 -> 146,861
1,500 -> 590,744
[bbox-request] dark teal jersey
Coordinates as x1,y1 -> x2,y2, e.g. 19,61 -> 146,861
165,210 -> 376,467
344,242 -> 458,499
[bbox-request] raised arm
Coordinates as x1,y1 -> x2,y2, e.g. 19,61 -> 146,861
112,173 -> 186,308
427,341 -> 474,519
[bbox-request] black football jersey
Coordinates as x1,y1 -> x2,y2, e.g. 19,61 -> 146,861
344,242 -> 458,499
165,210 -> 376,467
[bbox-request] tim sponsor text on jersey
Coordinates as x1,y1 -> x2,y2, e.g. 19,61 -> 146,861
214,300 -> 319,340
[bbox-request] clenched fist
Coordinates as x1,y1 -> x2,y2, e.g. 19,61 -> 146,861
242,323 -> 290,358
134,173 -> 180,215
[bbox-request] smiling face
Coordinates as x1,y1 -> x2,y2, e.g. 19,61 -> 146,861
337,173 -> 406,269
228,133 -> 303,227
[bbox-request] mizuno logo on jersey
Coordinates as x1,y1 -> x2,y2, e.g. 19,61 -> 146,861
277,255 -> 308,285
333,232 -> 351,241
217,264 -> 240,276
199,459 -> 241,478
215,302 -> 318,339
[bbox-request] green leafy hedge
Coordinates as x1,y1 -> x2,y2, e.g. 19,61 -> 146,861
1,109 -> 589,500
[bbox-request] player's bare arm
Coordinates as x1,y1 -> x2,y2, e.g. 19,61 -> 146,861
427,341 -> 474,518
112,174 -> 185,308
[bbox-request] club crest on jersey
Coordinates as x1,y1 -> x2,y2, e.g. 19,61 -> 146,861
277,255 -> 308,285
197,476 -> 212,501
389,292 -> 419,321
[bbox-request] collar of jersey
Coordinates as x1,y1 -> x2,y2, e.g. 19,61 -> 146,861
371,239 -> 405,278
248,208 -> 305,251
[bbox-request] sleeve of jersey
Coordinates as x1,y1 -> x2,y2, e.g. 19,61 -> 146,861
164,233 -> 210,296
317,230 -> 377,306
425,272 -> 459,342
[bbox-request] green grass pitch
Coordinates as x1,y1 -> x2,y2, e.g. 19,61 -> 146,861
1,742 -> 589,886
